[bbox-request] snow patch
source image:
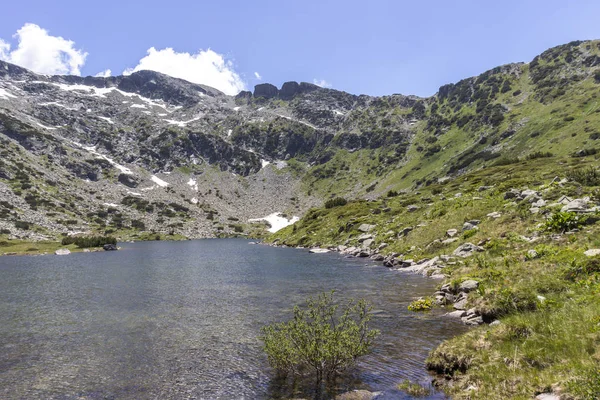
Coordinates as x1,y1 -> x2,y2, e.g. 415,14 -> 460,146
98,116 -> 114,124
191,197 -> 198,204
187,178 -> 198,191
127,191 -> 142,196
163,117 -> 200,127
130,104 -> 147,109
71,141 -> 132,174
261,159 -> 271,168
103,203 -> 119,207
275,160 -> 288,170
36,122 -> 57,130
227,129 -> 232,137
233,106 -> 241,111
151,175 -> 169,187
249,213 -> 300,233
0,88 -> 17,99
333,110 -> 345,116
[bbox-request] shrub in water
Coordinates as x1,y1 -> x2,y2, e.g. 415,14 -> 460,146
261,291 -> 379,386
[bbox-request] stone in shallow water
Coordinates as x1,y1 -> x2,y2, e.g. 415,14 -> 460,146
55,248 -> 71,255
308,248 -> 330,254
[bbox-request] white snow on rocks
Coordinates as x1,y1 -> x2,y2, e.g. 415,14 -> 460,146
71,141 -> 133,174
163,117 -> 200,127
39,101 -> 79,111
227,129 -> 232,137
0,88 -> 17,99
233,106 -> 241,111
187,178 -> 198,191
97,116 -> 114,124
130,104 -> 147,109
248,213 -> 299,233
151,175 -> 169,187
261,159 -> 271,168
191,197 -> 198,204
36,122 -> 57,130
103,203 -> 119,207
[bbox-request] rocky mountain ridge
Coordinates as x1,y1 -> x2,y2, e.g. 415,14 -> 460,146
1,39 -> 600,241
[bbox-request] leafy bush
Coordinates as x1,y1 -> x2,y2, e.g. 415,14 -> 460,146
324,197 -> 347,209
408,297 -> 434,311
261,291 -> 379,385
544,211 -> 583,233
61,235 -> 117,248
564,258 -> 600,281
462,229 -> 478,240
567,167 -> 600,186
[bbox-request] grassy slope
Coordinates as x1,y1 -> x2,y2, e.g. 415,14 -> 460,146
267,154 -> 600,399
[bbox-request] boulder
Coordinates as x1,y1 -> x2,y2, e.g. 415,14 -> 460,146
487,211 -> 502,219
407,205 -> 419,212
446,229 -> 458,237
453,243 -> 484,258
459,280 -> 479,292
399,227 -> 413,237
478,185 -> 492,192
362,239 -> 374,248
309,248 -> 330,254
527,249 -> 539,259
453,298 -> 468,310
55,248 -> 71,255
462,222 -> 478,231
532,199 -> 546,208
562,198 -> 591,213
357,233 -> 373,242
584,249 -> 600,257
358,224 -> 375,232
504,189 -> 521,200
118,173 -> 139,188
103,244 -> 118,251
445,310 -> 466,318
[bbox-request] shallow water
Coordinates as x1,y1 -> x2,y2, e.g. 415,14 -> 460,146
0,239 -> 466,399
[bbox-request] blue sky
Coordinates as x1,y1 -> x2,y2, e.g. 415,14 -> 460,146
1,0 -> 600,96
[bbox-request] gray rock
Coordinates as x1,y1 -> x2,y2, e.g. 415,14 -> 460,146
584,249 -> 600,257
309,248 -> 330,254
535,394 -> 560,400
459,279 -> 479,292
462,315 -> 484,325
453,299 -> 468,310
489,320 -> 501,326
399,227 -> 413,237
407,205 -> 419,212
453,243 -> 484,258
358,224 -> 376,233
253,83 -> 278,99
504,189 -> 521,199
462,222 -> 478,231
562,198 -> 590,212
55,248 -> 71,255
445,310 -> 467,318
446,228 -> 458,237
532,199 -> 546,207
378,242 -> 388,250
357,233 -> 373,242
478,185 -> 492,192
362,239 -> 374,248
487,211 -> 502,219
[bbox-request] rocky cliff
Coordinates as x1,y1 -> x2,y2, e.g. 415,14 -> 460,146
1,39 -> 600,241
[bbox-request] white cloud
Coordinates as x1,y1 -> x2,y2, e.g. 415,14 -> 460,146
313,79 -> 332,88
123,47 -> 246,95
0,23 -> 87,75
94,69 -> 111,78
254,71 -> 262,80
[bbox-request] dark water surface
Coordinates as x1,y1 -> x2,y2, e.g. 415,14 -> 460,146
0,239 -> 466,399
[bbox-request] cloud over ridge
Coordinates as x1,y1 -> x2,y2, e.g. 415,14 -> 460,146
123,47 -> 247,95
0,23 -> 87,75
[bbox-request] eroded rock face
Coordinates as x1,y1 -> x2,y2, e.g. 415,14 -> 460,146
253,83 -> 279,99
279,81 -> 300,100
